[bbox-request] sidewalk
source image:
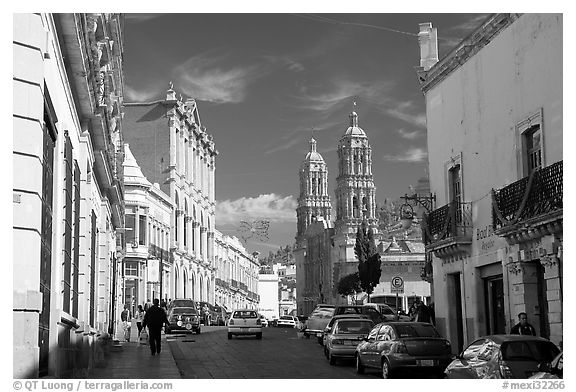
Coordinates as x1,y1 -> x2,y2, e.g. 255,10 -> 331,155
88,322 -> 181,379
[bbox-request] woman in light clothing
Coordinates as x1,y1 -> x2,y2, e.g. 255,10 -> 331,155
134,305 -> 145,336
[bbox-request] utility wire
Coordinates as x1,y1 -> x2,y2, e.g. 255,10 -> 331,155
292,13 -> 453,41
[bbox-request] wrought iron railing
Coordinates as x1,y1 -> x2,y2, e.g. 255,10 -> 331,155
492,161 -> 562,230
422,201 -> 473,245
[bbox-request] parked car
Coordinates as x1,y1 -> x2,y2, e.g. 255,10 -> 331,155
530,352 -> 563,379
325,318 -> 374,365
277,315 -> 299,328
321,314 -> 371,347
259,314 -> 269,327
304,304 -> 336,343
333,304 -> 384,325
165,306 -> 201,334
167,298 -> 197,312
445,335 -> 560,379
227,309 -> 263,339
364,303 -> 411,321
355,322 -> 452,378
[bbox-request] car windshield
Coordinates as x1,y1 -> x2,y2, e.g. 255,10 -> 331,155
379,306 -> 395,315
335,320 -> 373,334
171,307 -> 196,315
233,311 -> 257,318
280,316 -> 293,320
501,341 -> 560,362
394,324 -> 440,338
310,307 -> 335,319
336,307 -> 361,315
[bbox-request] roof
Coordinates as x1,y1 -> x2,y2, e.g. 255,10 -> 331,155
480,335 -> 555,344
123,144 -> 151,188
343,111 -> 367,137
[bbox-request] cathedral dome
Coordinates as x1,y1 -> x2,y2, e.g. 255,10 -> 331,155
303,138 -> 325,164
344,111 -> 367,137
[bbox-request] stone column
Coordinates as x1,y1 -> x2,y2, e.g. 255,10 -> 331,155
208,231 -> 215,265
541,253 -> 563,347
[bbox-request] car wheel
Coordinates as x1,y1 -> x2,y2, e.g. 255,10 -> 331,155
165,328 -> 171,334
256,333 -> 262,340
381,359 -> 392,379
356,354 -> 365,374
196,328 -> 201,334
329,352 -> 336,366
228,332 -> 232,340
317,336 -> 323,345
324,347 -> 328,358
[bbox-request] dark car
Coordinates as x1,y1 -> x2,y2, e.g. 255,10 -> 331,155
165,306 -> 201,334
445,335 -> 560,379
355,322 -> 452,378
167,298 -> 197,311
531,352 -> 563,379
334,305 -> 384,325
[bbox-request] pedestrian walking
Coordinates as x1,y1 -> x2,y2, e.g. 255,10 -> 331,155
142,298 -> 169,356
510,312 -> 537,336
134,305 -> 145,336
120,305 -> 132,342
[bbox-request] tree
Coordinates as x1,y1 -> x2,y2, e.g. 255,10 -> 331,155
336,272 -> 361,302
355,221 -> 382,302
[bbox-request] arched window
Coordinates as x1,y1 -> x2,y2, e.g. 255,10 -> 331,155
353,196 -> 359,218
174,192 -> 179,244
184,200 -> 188,248
192,206 -> 196,252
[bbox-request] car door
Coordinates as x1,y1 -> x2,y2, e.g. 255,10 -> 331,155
375,325 -> 395,361
359,324 -> 380,368
446,339 -> 487,379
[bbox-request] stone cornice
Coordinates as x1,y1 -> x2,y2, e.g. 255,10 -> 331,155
418,14 -> 521,94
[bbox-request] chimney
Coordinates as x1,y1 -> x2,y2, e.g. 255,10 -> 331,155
418,22 -> 439,71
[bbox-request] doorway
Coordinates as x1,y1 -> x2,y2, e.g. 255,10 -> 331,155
448,273 -> 464,353
485,276 -> 506,334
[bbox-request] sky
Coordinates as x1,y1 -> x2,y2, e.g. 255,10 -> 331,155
122,12 -> 493,255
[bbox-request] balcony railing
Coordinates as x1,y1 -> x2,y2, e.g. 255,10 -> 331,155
492,161 -> 562,231
422,200 -> 473,246
148,244 -> 172,263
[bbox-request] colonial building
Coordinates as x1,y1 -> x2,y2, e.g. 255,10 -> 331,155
123,86 -> 218,304
416,14 -> 562,352
122,144 -> 173,315
13,14 -> 125,377
214,230 -> 260,311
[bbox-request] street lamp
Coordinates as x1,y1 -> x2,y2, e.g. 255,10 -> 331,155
399,193 -> 436,229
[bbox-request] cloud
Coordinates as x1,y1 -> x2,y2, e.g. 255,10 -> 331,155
381,101 -> 426,128
124,85 -> 160,102
382,147 -> 428,163
216,194 -> 297,225
447,15 -> 490,33
264,120 -> 341,155
261,55 -> 305,72
290,79 -> 395,113
124,14 -> 164,23
173,51 -> 266,104
397,129 -> 423,140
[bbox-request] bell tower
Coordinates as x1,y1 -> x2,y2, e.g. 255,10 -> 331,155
295,138 -> 332,247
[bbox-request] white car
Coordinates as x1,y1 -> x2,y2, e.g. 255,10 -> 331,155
277,315 -> 299,328
227,309 -> 263,339
259,315 -> 269,327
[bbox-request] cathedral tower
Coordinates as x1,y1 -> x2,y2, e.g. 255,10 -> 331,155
295,138 -> 332,247
334,109 -> 378,234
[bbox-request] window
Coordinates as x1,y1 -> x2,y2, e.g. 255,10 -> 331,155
139,215 -> 147,246
125,261 -> 138,277
125,213 -> 135,244
461,339 -> 486,360
525,125 -> 542,175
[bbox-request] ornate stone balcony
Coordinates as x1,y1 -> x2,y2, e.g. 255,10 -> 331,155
422,200 -> 473,260
492,161 -> 562,244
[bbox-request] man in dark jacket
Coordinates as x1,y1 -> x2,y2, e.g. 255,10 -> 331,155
510,312 -> 537,336
142,298 -> 170,356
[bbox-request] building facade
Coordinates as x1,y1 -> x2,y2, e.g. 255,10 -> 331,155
416,14 -> 563,352
122,144 -> 173,316
123,87 -> 217,305
214,231 -> 260,311
13,13 -> 125,377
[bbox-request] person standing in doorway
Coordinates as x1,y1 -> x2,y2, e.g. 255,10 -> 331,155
142,299 -> 169,356
120,305 -> 132,342
510,312 -> 537,335
134,305 -> 145,336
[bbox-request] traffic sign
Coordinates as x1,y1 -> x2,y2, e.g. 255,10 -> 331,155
391,276 -> 404,294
